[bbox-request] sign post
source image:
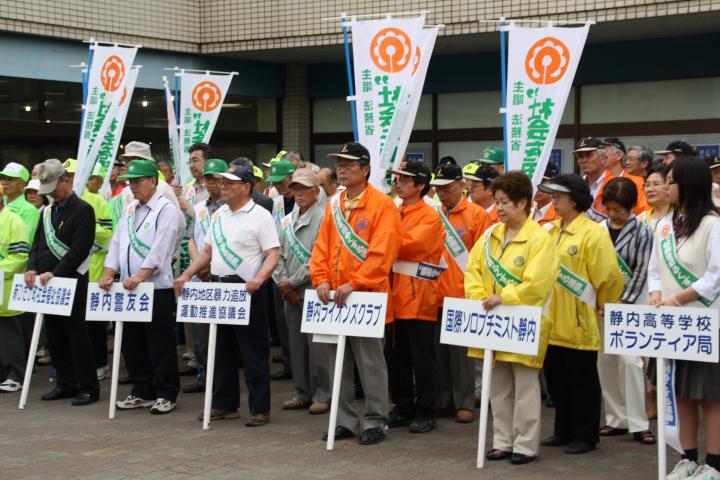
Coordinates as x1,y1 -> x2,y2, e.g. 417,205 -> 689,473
604,303 -> 719,480
8,274 -> 78,409
86,282 -> 154,419
440,297 -> 542,468
301,289 -> 388,450
176,282 -> 252,430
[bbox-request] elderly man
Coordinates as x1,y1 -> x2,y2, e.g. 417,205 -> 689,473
26,159 -> 99,406
175,164 -> 280,426
625,146 -> 654,179
273,169 -> 331,414
601,137 -> 648,212
101,160 -> 182,414
317,168 -> 339,198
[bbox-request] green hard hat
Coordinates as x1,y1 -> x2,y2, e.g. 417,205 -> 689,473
119,159 -> 158,179
267,159 -> 296,183
202,158 -> 228,176
477,146 -> 504,165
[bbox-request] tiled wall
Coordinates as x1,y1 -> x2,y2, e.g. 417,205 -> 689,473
283,63 -> 311,159
2,0 -> 718,54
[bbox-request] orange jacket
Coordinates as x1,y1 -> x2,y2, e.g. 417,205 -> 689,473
535,203 -> 559,225
590,170 -> 649,220
436,197 -> 492,306
392,199 -> 445,321
485,204 -> 501,225
310,184 -> 402,323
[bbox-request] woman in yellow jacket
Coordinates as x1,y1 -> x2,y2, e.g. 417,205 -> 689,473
465,172 -> 559,465
538,174 -> 624,455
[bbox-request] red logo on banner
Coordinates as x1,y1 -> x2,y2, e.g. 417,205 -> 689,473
191,81 -> 222,112
661,224 -> 671,238
100,55 -> 126,92
119,86 -> 128,106
411,45 -> 421,75
525,37 -> 570,85
370,28 -> 412,73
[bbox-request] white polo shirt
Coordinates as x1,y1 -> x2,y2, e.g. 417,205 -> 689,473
204,200 -> 280,278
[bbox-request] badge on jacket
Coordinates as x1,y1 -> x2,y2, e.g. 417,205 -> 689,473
567,245 -> 579,256
514,256 -> 525,267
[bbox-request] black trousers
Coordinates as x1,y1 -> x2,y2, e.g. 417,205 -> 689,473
45,281 -> 99,396
385,320 -> 438,420
213,284 -> 270,414
87,322 -> 108,369
543,345 -> 601,445
122,289 -> 180,402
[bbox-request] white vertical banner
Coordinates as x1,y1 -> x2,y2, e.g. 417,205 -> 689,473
505,24 -> 589,186
391,26 -> 438,171
350,15 -> 424,191
163,76 -> 182,183
177,72 -> 234,186
99,66 -> 139,199
74,44 -> 138,195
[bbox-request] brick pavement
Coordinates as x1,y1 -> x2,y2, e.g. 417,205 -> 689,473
0,353 -> 671,480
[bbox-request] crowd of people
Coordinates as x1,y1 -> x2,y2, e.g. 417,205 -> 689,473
0,136 -> 719,479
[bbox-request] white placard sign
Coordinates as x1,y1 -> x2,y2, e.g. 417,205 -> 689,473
8,274 -> 77,316
301,290 -> 387,338
440,297 -> 542,356
86,282 -> 154,322
604,303 -> 719,363
176,282 -> 251,325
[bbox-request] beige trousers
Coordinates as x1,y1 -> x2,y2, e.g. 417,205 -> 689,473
490,361 -> 541,456
597,352 -> 649,432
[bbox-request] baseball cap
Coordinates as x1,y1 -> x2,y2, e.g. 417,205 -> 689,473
37,159 -> 67,195
120,141 -> 154,161
202,158 -> 228,177
654,141 -> 695,156
262,150 -> 287,168
24,179 -> 41,192
477,146 -> 504,165
573,137 -> 604,153
387,159 -> 431,182
603,137 -> 626,154
252,165 -> 264,180
91,163 -> 107,178
542,162 -> 560,181
327,142 -> 371,164
219,164 -> 255,184
704,155 -> 720,170
0,162 -> 30,183
119,160 -> 158,179
430,163 -> 463,186
267,159 -> 297,183
289,169 -> 321,188
63,158 -> 77,174
463,163 -> 499,183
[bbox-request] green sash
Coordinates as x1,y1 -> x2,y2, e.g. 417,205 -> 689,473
283,218 -> 312,266
557,264 -> 597,307
43,207 -> 70,260
616,254 -> 633,286
198,205 -> 210,236
330,195 -> 368,262
435,205 -> 469,271
212,215 -> 246,272
483,226 -> 521,288
127,210 -> 151,259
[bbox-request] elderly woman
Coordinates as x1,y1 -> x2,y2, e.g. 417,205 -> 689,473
539,174 -> 623,455
639,163 -> 672,233
465,171 -> 559,465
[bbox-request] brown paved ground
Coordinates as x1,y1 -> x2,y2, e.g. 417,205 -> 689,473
0,348 -> 672,480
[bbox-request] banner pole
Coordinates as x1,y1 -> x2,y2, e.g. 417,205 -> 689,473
174,71 -> 180,126
203,323 -> 218,430
499,18 -> 509,173
657,358 -> 667,480
18,313 -> 43,410
326,334 -> 347,451
340,14 -> 359,142
108,320 -> 123,419
476,349 -> 494,468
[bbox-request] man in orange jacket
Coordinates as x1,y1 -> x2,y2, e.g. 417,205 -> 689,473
532,163 -> 560,225
385,159 -> 446,434
310,142 -> 402,445
431,162 -> 493,423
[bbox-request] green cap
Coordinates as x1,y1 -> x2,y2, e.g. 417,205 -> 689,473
91,162 -> 106,178
267,159 -> 296,183
119,160 -> 158,179
0,162 -> 30,182
202,158 -> 228,177
477,146 -> 504,165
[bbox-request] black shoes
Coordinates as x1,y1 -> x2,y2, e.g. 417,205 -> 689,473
270,370 -> 292,381
71,392 -> 99,406
322,426 -> 354,441
510,453 -> 536,465
118,375 -> 132,385
182,381 -> 205,394
386,409 -> 413,429
41,386 -> 77,401
409,418 -> 436,434
541,435 -> 571,447
358,427 -> 386,445
565,441 -> 596,454
487,449 -> 512,461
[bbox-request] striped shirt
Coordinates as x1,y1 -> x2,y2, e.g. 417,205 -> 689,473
603,216 -> 653,303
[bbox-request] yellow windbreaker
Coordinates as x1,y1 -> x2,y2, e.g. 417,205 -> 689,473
545,213 -> 624,351
465,217 -> 559,369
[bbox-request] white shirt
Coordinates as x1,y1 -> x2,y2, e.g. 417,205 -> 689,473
532,202 -> 552,222
204,200 -> 280,277
587,170 -> 607,200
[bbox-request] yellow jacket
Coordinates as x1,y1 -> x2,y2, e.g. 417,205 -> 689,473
465,217 -> 559,368
546,213 -> 624,351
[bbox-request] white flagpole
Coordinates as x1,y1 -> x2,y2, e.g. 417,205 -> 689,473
19,313 -> 43,410
326,335 -> 347,450
657,358 -> 667,480
202,323 -> 218,430
108,320 -> 124,419
476,349 -> 494,468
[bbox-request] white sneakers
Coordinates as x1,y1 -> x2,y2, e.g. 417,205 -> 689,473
116,395 -> 155,410
150,398 -> 176,415
96,366 -> 110,381
691,465 -> 720,480
0,379 -> 22,392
